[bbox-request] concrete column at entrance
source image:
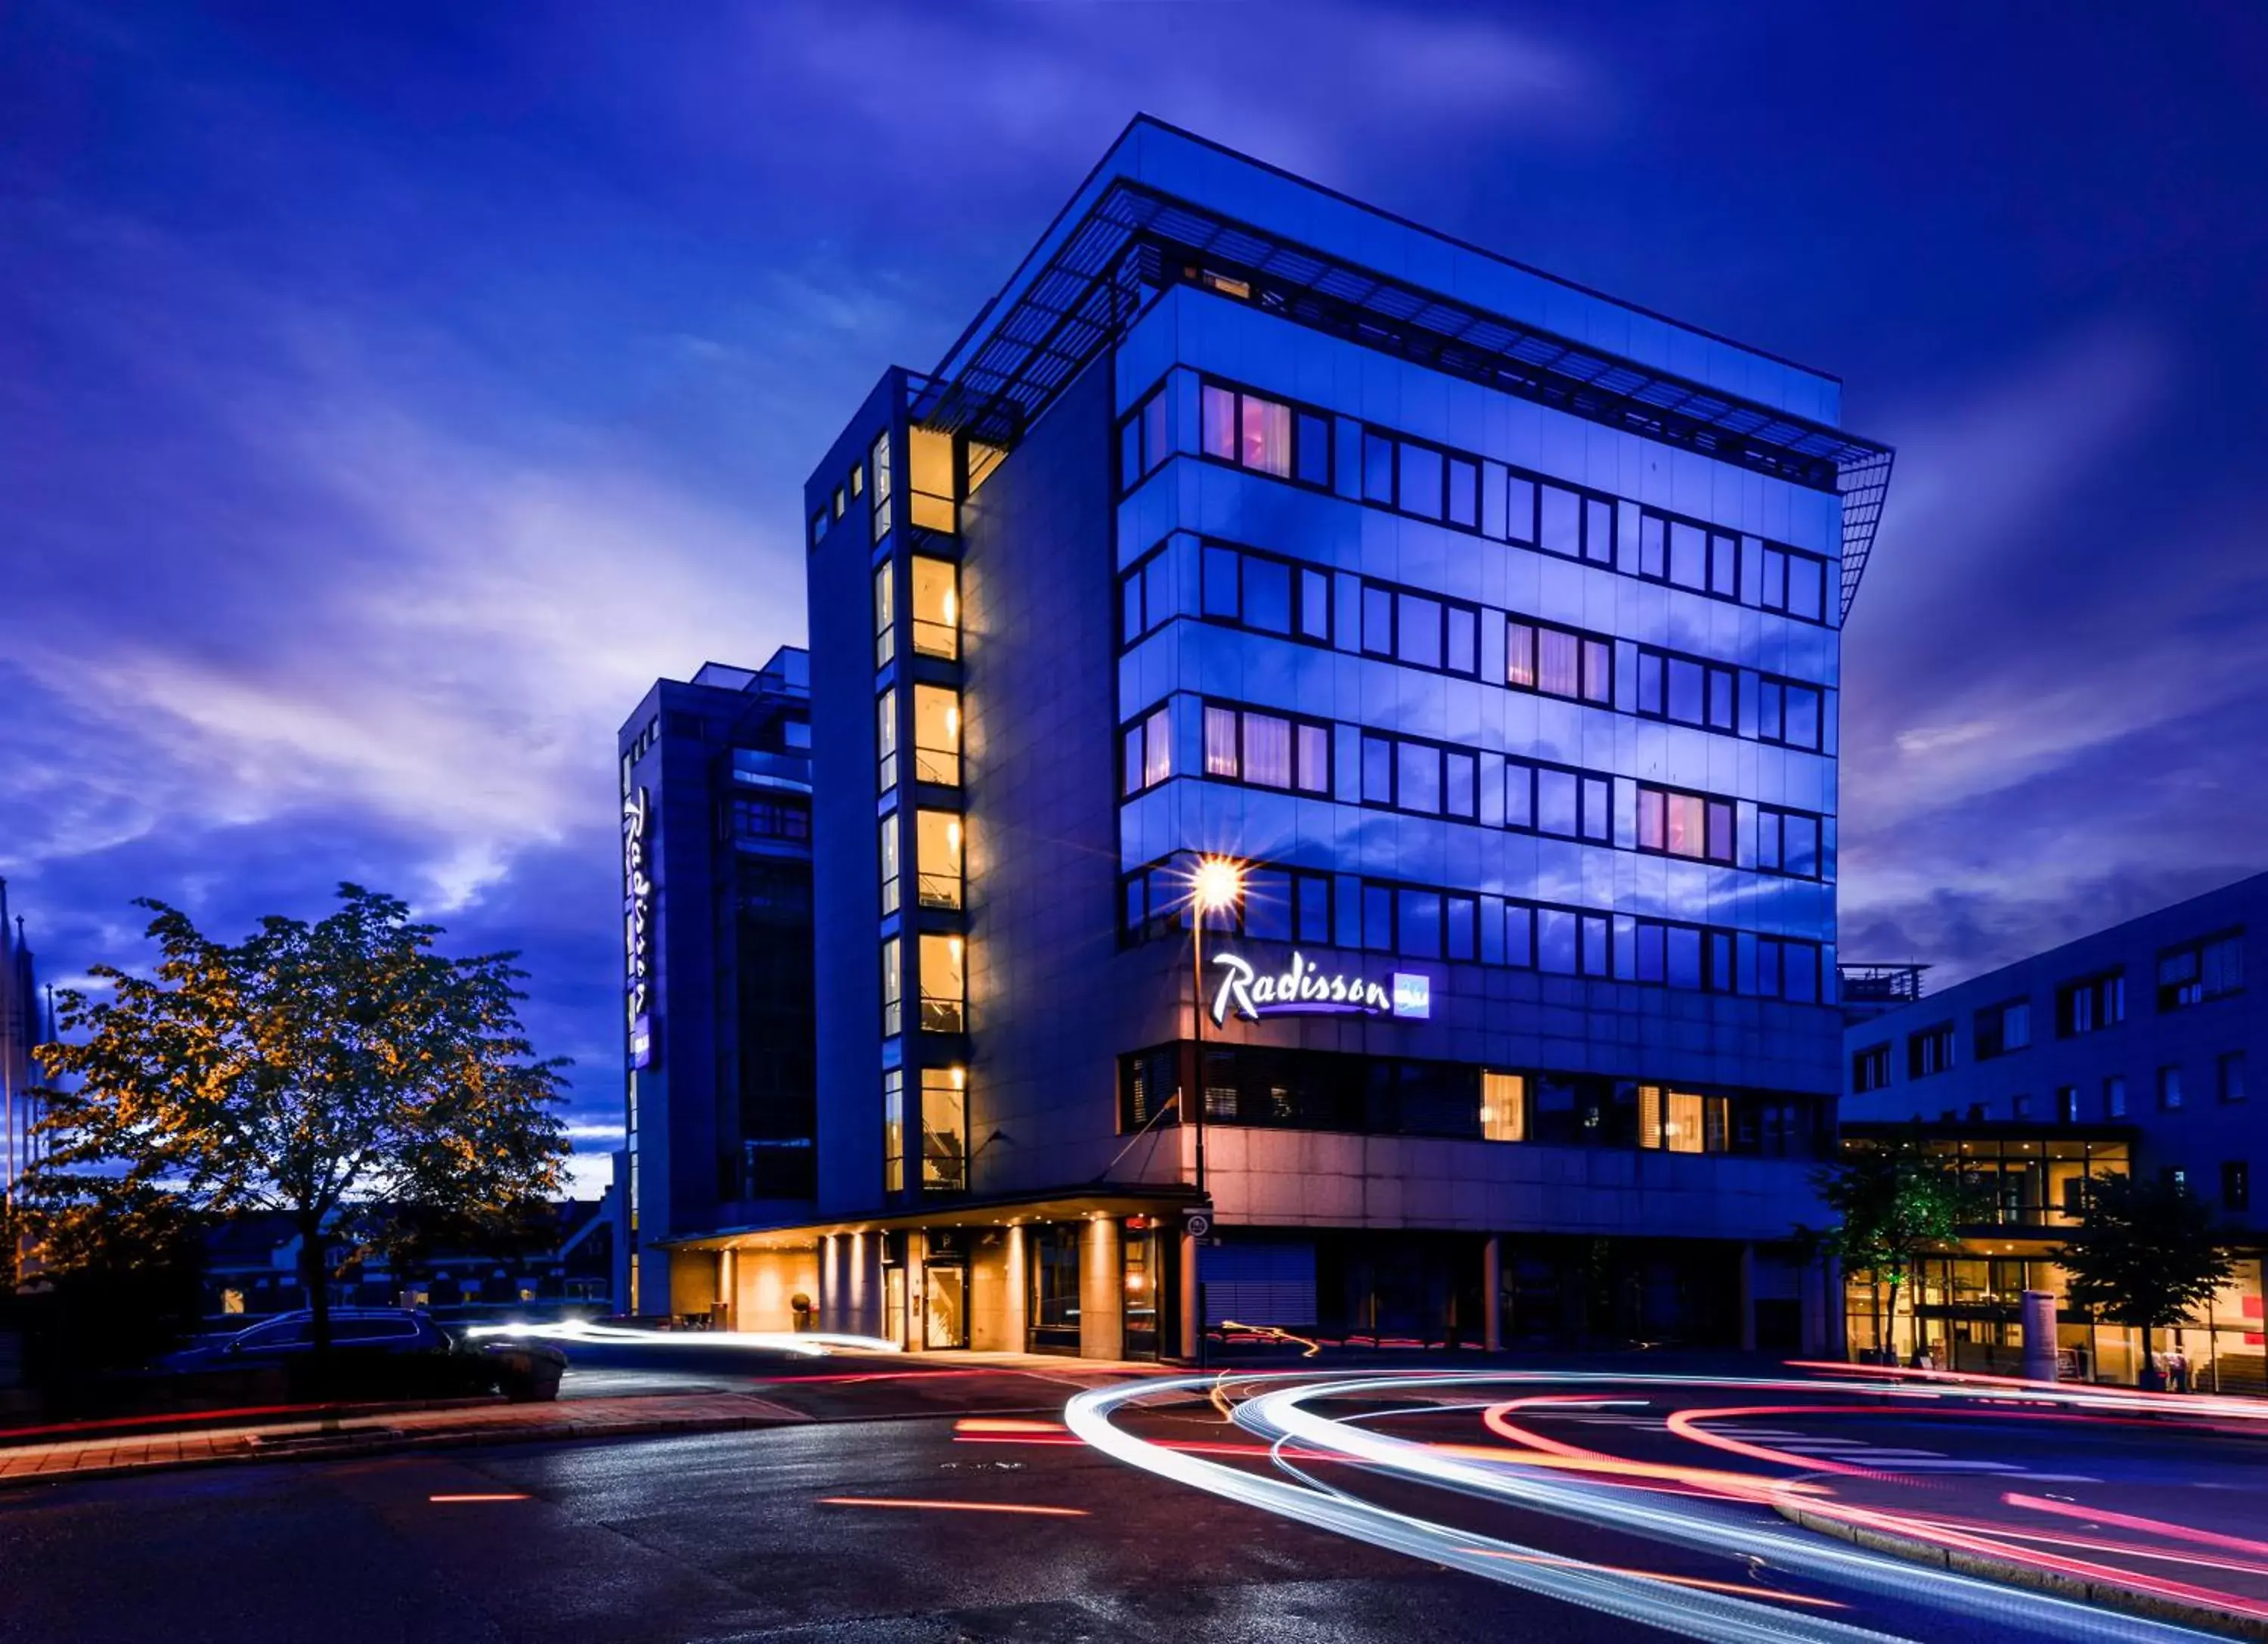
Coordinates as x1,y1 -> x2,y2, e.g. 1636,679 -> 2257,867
1179,1226 -> 1200,1361
1005,1224 -> 1030,1352
1482,1235 -> 1502,1352
717,1249 -> 737,1331
1080,1217 -> 1124,1360
1738,1242 -> 1757,1353
819,1233 -> 841,1334
1801,1254 -> 1840,1359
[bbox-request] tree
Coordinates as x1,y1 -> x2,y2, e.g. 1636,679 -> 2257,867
2054,1171 -> 2235,1388
23,885 -> 569,1360
1805,1128 -> 1984,1364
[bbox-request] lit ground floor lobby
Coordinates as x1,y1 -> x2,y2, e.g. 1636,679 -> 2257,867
668,1196 -> 1835,1361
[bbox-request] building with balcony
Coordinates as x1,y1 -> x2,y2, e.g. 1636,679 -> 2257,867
665,116 -> 1895,1359
612,653 -> 815,1319
1840,871 -> 2264,1386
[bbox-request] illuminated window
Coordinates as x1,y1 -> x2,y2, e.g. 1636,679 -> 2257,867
873,564 -> 895,668
1122,705 -> 1172,796
916,810 -> 962,910
878,818 -> 900,915
910,557 -> 959,659
1637,785 -> 1734,864
880,938 -> 902,1037
1507,619 -> 1609,703
869,430 -> 892,541
1481,1072 -> 1526,1143
912,684 -> 959,786
921,1067 -> 967,1193
875,688 -> 897,793
882,1070 -> 904,1193
909,426 -> 956,533
1641,1086 -> 1725,1154
1197,380 -> 1327,485
919,934 -> 965,1034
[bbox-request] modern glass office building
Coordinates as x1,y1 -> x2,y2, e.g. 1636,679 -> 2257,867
612,651 -> 815,1320
1839,872 -> 2262,1386
668,118 -> 1893,1359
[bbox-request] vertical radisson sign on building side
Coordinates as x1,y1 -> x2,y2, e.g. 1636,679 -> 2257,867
623,786 -> 656,1069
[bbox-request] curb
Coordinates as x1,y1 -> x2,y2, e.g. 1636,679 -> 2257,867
1775,1497 -> 2268,1642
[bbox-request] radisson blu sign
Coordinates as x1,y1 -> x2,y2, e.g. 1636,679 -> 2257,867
623,786 -> 656,1069
1208,951 -> 1430,1027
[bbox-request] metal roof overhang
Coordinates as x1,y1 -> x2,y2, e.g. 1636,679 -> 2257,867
912,180 -> 1895,622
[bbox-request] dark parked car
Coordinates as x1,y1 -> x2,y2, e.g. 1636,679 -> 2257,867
156,1307 -> 455,1372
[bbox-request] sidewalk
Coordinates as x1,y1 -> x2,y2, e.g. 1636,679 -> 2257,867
0,1352 -> 1156,1492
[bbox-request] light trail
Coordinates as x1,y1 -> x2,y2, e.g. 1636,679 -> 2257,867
1067,1369 -> 2237,1644
427,1493 -> 530,1503
816,1497 -> 1089,1517
457,1319 -> 900,1357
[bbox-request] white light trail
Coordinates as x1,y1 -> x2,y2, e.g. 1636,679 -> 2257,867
457,1318 -> 900,1357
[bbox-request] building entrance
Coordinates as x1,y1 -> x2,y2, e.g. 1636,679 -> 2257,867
923,1263 -> 968,1349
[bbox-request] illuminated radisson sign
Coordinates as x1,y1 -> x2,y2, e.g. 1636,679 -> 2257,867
623,786 -> 656,1069
1208,951 -> 1430,1026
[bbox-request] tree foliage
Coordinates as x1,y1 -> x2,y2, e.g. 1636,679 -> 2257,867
2054,1171 -> 2235,1354
1805,1128 -> 1985,1360
22,885 -> 569,1351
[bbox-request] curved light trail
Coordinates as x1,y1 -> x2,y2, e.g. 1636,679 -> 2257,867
459,1318 -> 900,1356
1064,1368 -> 2250,1644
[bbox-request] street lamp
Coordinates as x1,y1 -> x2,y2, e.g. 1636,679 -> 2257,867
1186,852 -> 1244,1367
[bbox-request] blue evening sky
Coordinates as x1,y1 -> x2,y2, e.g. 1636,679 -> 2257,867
5,2 -> 2263,1192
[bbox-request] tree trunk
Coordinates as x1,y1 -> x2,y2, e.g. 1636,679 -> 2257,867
1871,1281 -> 1885,1366
2137,1324 -> 2161,1391
297,1212 -> 332,1360
1887,1276 -> 1904,1366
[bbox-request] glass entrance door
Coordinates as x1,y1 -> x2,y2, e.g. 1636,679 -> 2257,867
924,1264 -> 968,1349
884,1267 -> 907,1349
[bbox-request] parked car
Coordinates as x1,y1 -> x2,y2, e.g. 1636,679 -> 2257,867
156,1307 -> 455,1372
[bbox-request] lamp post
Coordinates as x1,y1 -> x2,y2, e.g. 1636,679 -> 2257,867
1186,854 -> 1244,1366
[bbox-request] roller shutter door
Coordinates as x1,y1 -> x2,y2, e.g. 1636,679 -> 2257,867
1202,1241 -> 1316,1327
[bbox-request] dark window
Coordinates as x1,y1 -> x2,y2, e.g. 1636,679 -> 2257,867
1757,806 -> 1823,879
1758,543 -> 1830,623
1118,385 -> 1173,492
2223,1161 -> 2251,1214
1757,676 -> 1825,751
2158,1064 -> 2184,1110
1907,1022 -> 1956,1078
1360,731 -> 1476,820
2056,971 -> 2126,1036
2158,930 -> 2244,1011
1852,1044 -> 1890,1093
1973,999 -> 2032,1060
1119,544 -> 1173,647
2220,1051 -> 2247,1105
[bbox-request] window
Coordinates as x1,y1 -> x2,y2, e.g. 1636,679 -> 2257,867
2056,970 -> 2126,1035
1350,576 -> 1480,675
878,818 -> 900,915
1199,543 -> 1334,645
912,684 -> 960,785
1756,676 -> 1824,751
1510,761 -> 1610,842
2158,931 -> 2243,1011
1118,384 -> 1173,490
2057,1086 -> 2080,1122
1120,545 -> 1171,646
875,689 -> 898,793
1907,1023 -> 1955,1078
1199,381 -> 1328,486
1634,647 -> 1737,734
1532,482 -> 1614,565
874,563 -> 896,667
1359,732 -> 1475,820
919,934 -> 965,1033
921,1067 -> 966,1193
2012,1093 -> 2034,1119
1628,919 -> 1734,992
916,810 -> 962,910
1121,706 -> 1173,796
2158,1064 -> 2183,1111
1852,1044 -> 1890,1093
882,1069 -> 904,1193
724,797 -> 810,845
1356,427 -> 1486,532
1974,998 -> 2032,1060
1757,807 -> 1823,879
849,463 -> 863,500
1481,1072 -> 1526,1142
1639,1086 -> 1729,1154
2220,1050 -> 2247,1105
908,425 -> 956,533
1236,867 -> 1334,945
910,557 -> 958,659
2223,1161 -> 2251,1214
1635,509 -> 1741,597
2105,1075 -> 2127,1118
1203,703 -> 1330,793
1636,784 -> 1734,864
831,487 -> 845,520
1757,544 -> 1830,622
869,430 -> 892,541
1507,619 -> 1610,704
881,938 -> 902,1036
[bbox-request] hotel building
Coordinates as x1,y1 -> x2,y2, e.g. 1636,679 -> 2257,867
613,652 -> 815,1319
1840,872 -> 2263,1387
664,118 -> 1895,1359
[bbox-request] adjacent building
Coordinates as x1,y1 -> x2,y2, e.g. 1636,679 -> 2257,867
1840,871 -> 2263,1387
0,880 -> 41,1203
665,116 -> 1896,1360
613,653 -> 815,1317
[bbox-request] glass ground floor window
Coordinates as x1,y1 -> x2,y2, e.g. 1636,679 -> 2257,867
1028,1223 -> 1083,1354
1843,1252 -> 2265,1391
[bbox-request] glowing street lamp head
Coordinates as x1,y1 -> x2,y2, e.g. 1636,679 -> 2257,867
1192,855 -> 1245,914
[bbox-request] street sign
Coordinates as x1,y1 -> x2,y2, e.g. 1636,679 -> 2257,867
1184,1211 -> 1212,1238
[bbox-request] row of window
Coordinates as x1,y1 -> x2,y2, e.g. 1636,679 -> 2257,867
1119,374 -> 1837,625
721,796 -> 812,845
1119,860 -> 1826,1001
1120,1044 -> 1825,1156
1885,1056 -> 2251,1128
1130,538 -> 1830,750
874,555 -> 960,667
1861,933 -> 2247,1087
1126,698 -> 1826,880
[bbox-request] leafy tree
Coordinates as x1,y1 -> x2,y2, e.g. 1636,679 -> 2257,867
2054,1171 -> 2235,1388
23,885 -> 569,1359
1805,1128 -> 1984,1364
